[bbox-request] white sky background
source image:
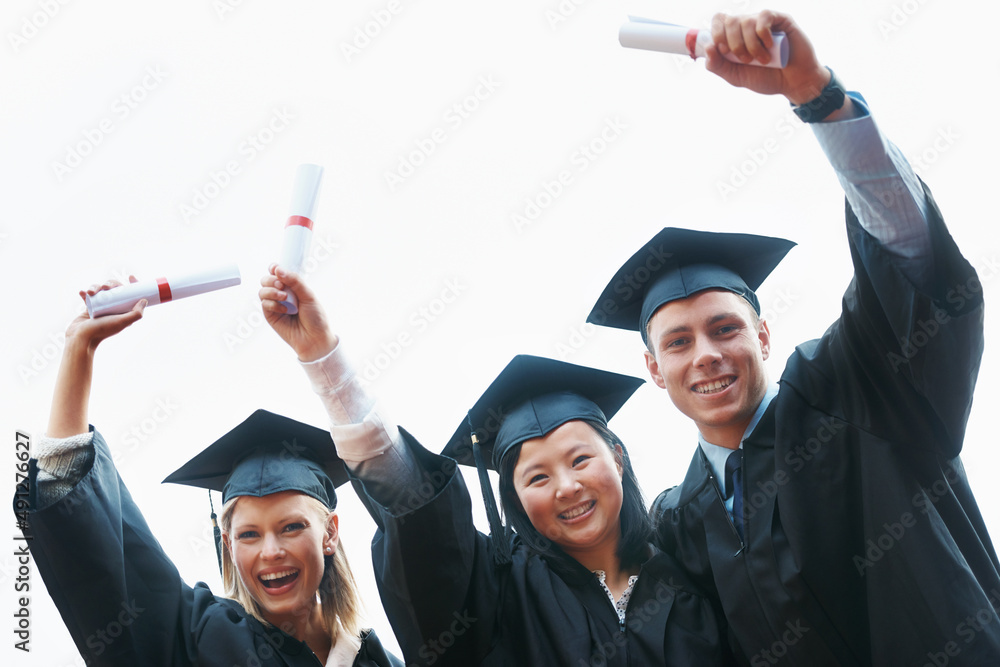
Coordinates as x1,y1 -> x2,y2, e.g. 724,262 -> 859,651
3,0 -> 998,663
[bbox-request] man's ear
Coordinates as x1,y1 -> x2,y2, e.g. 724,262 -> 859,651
757,318 -> 771,361
644,349 -> 668,390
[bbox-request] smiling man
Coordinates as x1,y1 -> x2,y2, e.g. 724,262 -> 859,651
588,10 -> 1000,666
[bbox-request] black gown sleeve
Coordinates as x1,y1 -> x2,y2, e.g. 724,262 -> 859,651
349,429 -> 503,666
20,427 -> 217,665
786,183 -> 984,458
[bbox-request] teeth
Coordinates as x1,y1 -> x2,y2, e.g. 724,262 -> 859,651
694,378 -> 734,394
260,569 -> 297,582
561,501 -> 594,520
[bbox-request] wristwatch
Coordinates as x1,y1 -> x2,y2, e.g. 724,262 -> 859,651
792,67 -> 846,123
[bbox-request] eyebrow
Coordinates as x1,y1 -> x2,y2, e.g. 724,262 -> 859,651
708,312 -> 744,326
661,323 -> 692,337
277,513 -> 310,526
232,513 -> 309,531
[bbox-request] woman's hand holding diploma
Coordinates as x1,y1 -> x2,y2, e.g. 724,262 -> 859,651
259,263 -> 337,363
72,277 -> 147,346
48,278 -> 146,439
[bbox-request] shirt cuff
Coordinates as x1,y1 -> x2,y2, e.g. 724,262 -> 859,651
37,431 -> 94,475
35,430 -> 95,507
811,92 -> 931,272
300,342 -> 400,463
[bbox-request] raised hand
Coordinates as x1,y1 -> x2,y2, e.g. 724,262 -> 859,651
47,277 -> 146,438
259,264 -> 338,362
705,10 -> 828,106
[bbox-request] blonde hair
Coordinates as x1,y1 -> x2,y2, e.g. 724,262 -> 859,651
220,494 -> 362,640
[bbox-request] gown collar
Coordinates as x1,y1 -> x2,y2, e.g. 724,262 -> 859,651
697,383 -> 779,497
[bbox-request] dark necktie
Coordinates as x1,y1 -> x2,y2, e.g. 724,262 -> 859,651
725,448 -> 745,541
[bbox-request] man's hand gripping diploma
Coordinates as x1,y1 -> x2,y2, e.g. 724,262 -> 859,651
705,9 -> 854,120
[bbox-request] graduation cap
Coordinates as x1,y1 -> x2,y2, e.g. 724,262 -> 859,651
442,355 -> 644,565
587,228 -> 795,344
163,409 -> 349,569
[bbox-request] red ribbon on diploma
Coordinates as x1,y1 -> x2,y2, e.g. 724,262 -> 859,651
156,277 -> 172,303
685,28 -> 699,60
286,215 -> 314,230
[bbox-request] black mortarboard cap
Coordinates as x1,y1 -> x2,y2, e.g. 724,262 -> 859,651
587,228 -> 795,344
163,409 -> 349,509
441,355 -> 643,567
443,355 -> 645,471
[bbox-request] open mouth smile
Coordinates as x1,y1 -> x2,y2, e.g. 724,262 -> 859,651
691,376 -> 736,394
559,500 -> 596,521
259,568 -> 299,590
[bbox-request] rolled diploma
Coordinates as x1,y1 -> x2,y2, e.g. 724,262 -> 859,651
619,17 -> 788,69
85,264 -> 242,318
278,163 -> 324,314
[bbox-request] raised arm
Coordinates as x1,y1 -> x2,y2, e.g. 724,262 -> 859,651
704,10 -> 933,284
260,265 -> 496,665
24,280 -> 236,666
48,278 -> 146,437
36,279 -> 145,506
703,12 -> 982,456
259,264 -> 423,511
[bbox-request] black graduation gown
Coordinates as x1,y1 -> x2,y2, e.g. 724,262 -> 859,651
16,427 -> 402,667
350,431 -> 732,666
652,187 -> 1000,666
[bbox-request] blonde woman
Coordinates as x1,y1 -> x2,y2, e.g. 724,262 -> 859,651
19,278 -> 402,667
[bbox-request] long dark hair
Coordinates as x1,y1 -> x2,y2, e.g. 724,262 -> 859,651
497,419 -> 651,580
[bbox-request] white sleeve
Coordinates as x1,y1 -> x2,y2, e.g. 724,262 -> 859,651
300,342 -> 400,463
300,342 -> 425,511
812,93 -> 932,284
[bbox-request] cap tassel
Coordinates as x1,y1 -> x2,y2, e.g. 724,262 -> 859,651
468,413 -> 511,567
209,490 -> 223,574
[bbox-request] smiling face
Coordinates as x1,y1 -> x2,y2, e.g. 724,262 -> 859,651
225,491 -> 337,629
644,289 -> 771,448
512,420 -> 625,564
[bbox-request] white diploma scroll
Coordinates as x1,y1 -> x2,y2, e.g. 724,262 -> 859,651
278,163 -> 324,314
619,17 -> 789,69
85,264 -> 242,318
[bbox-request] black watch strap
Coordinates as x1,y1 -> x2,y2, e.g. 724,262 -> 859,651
792,67 -> 846,123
